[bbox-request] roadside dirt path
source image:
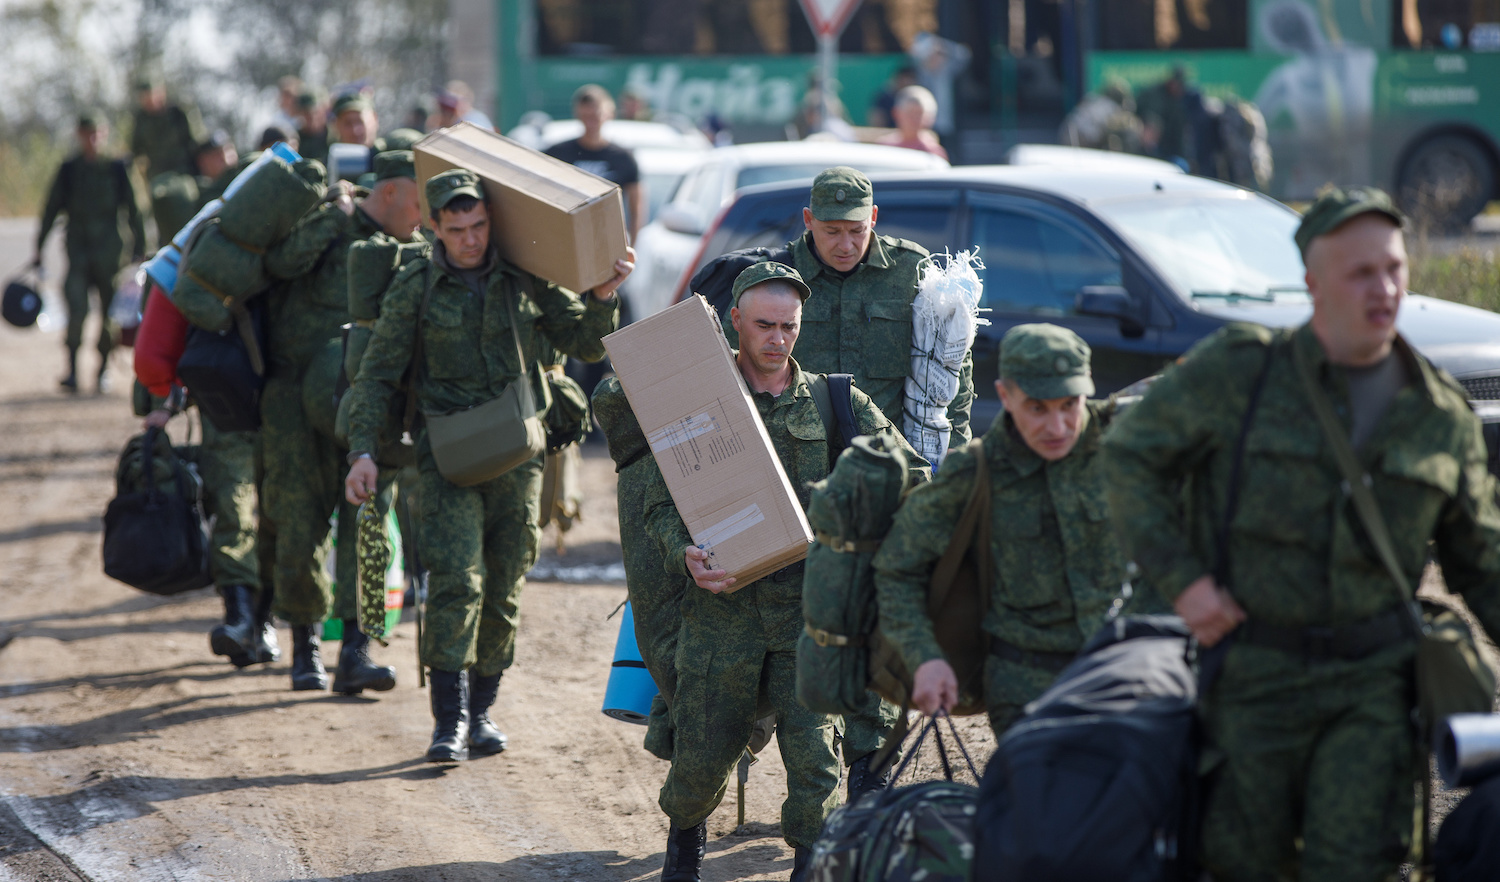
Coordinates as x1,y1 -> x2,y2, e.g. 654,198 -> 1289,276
0,219 -> 993,882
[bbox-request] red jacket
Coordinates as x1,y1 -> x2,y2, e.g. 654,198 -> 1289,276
133,284 -> 189,398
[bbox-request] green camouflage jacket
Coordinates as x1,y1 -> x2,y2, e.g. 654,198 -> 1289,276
130,104 -> 205,180
645,358 -> 928,589
346,244 -> 618,456
874,399 -> 1132,673
1102,322 -> 1500,639
36,155 -> 146,256
263,203 -> 383,372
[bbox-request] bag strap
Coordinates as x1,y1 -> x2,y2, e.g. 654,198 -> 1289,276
402,263 -> 440,434
1214,339 -> 1278,587
182,219 -> 266,377
1291,340 -> 1424,627
808,373 -> 859,458
928,437 -> 990,615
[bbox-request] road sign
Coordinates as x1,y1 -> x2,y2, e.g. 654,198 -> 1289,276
797,0 -> 862,39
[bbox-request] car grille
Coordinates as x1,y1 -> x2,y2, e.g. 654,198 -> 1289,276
1459,375 -> 1500,400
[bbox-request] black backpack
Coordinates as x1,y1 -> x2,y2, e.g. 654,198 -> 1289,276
688,244 -> 793,323
974,615 -> 1204,882
176,296 -> 269,432
1434,773 -> 1500,882
101,427 -> 213,596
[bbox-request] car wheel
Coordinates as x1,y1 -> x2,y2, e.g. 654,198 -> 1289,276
1397,134 -> 1495,233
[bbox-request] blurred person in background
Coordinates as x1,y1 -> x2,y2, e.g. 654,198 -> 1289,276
130,72 -> 205,182
272,75 -> 304,134
295,88 -> 330,164
428,80 -> 494,131
618,86 -> 653,121
1059,78 -> 1144,154
867,65 -> 917,128
875,85 -> 948,160
33,112 -> 146,393
545,84 -> 643,240
328,92 -> 387,182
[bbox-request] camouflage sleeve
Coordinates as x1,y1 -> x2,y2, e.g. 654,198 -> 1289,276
1101,331 -> 1247,602
643,464 -> 694,578
945,348 -> 975,447
263,204 -> 345,281
35,164 -> 67,255
346,262 -> 424,454
531,273 -> 620,364
873,442 -> 978,672
1432,419 -> 1500,641
851,385 -> 931,485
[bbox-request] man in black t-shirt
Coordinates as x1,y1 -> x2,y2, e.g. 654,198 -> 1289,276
545,84 -> 644,241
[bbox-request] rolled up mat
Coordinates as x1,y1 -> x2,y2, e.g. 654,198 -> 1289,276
603,601 -> 658,725
217,150 -> 326,250
183,222 -> 268,301
143,198 -> 222,295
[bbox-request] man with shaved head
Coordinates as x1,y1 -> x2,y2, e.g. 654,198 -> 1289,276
1103,189 -> 1500,880
644,262 -> 926,882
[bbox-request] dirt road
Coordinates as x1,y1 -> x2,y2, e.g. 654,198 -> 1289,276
0,218 -> 994,882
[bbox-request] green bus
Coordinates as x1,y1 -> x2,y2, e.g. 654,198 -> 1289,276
496,0 -> 938,142
1081,0 -> 1500,225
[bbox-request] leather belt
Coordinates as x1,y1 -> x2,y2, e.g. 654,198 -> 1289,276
989,638 -> 1076,674
767,561 -> 806,583
1236,607 -> 1412,662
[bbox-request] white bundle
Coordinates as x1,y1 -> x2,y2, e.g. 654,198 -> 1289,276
904,249 -> 988,468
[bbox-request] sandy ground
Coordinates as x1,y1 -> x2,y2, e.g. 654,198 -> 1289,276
0,218 -> 995,882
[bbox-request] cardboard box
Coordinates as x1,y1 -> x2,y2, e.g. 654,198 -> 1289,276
605,295 -> 813,589
414,122 -> 628,295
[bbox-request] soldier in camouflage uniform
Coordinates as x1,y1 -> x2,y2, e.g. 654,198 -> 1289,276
645,262 -> 927,882
344,168 -> 631,762
261,151 -> 422,695
1102,188 -> 1500,881
703,167 -> 975,794
875,324 -> 1153,737
33,111 -> 146,393
327,93 -> 388,183
129,73 -> 206,181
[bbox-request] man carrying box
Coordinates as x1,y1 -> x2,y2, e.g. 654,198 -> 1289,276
343,168 -> 633,763
644,262 -> 927,882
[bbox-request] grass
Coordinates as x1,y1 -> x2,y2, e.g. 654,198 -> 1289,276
0,131 -> 68,219
1409,242 -> 1500,314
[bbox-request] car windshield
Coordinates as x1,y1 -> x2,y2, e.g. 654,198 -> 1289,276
735,163 -> 838,190
1092,193 -> 1308,301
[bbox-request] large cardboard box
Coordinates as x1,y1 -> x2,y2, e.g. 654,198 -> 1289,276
605,295 -> 812,589
414,122 -> 629,295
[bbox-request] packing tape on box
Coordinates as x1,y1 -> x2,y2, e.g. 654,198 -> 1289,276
647,412 -> 720,454
696,504 -> 766,555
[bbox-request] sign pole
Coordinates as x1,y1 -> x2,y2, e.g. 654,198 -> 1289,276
797,0 -> 862,135
819,34 -> 837,134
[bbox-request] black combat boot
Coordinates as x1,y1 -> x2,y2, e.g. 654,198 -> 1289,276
251,590 -> 279,664
209,585 -> 256,662
59,349 -> 78,393
846,752 -> 893,801
660,820 -> 706,882
789,846 -> 811,882
289,625 -> 328,691
467,670 -> 507,755
426,668 -> 470,762
332,620 -> 397,695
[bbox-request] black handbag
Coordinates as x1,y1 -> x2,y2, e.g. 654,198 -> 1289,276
176,297 -> 269,433
101,427 -> 213,596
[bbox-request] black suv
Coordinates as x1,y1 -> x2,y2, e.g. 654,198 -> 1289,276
671,165 -> 1500,470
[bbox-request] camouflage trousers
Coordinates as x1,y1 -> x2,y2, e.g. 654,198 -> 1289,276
261,372 -> 394,626
416,441 -> 542,676
62,243 -> 121,356
661,576 -> 840,849
197,415 -> 261,591
1199,641 -> 1418,882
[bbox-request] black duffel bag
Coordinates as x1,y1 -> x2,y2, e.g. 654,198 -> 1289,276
176,296 -> 268,433
101,427 -> 213,596
975,615 -> 1205,882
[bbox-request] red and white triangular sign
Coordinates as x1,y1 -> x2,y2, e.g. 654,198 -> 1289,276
798,0 -> 863,38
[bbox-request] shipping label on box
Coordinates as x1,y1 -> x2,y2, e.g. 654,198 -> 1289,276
413,122 -> 628,295
605,295 -> 812,589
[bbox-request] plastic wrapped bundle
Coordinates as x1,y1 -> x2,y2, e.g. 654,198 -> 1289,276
216,151 -> 327,250
904,250 -> 988,468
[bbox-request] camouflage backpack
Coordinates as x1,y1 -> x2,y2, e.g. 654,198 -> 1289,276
809,714 -> 979,882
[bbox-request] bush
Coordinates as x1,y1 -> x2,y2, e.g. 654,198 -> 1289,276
1410,244 -> 1500,314
0,131 -> 68,218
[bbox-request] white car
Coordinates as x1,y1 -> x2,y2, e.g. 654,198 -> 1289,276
627,140 -> 951,318
1004,143 -> 1186,175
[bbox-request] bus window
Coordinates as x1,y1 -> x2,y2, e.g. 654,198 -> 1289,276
1393,0 -> 1500,49
1096,0 -> 1249,51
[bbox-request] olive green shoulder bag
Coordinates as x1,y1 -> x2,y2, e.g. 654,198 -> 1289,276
1293,341 -> 1496,730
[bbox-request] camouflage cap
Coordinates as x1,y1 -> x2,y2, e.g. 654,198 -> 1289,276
383,127 -> 425,151
731,261 -> 811,307
373,150 -> 416,182
591,375 -> 648,470
808,166 -> 874,222
1294,187 -> 1405,256
1000,323 -> 1094,400
332,92 -> 372,117
426,168 -> 485,212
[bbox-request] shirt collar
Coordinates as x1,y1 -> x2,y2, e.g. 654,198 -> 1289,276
791,231 -> 890,282
1293,321 -> 1435,403
993,401 -> 1095,477
432,241 -> 499,280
